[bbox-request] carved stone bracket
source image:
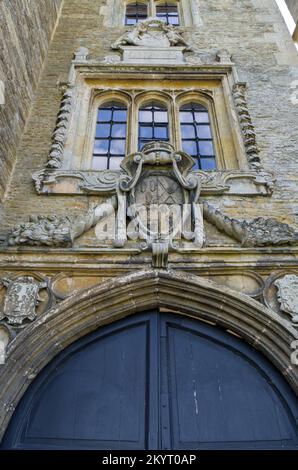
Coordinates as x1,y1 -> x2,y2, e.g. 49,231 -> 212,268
233,83 -> 261,170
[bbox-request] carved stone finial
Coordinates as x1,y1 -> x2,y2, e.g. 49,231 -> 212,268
0,277 -> 47,326
275,275 -> 298,324
216,49 -> 233,64
73,47 -> 89,62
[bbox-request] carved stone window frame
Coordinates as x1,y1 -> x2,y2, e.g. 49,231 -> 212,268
33,58 -> 274,197
84,89 -> 224,170
64,71 -> 244,172
101,0 -> 202,27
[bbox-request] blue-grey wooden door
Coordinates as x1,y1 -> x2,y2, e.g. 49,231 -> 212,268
2,312 -> 298,450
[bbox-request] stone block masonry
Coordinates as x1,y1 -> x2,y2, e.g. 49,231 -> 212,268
0,0 -> 63,200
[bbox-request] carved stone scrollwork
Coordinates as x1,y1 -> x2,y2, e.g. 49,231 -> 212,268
203,202 -> 298,247
0,276 -> 47,326
7,215 -> 73,247
32,168 -> 274,197
233,83 -> 261,170
32,170 -> 120,195
115,141 -> 203,261
46,86 -> 74,169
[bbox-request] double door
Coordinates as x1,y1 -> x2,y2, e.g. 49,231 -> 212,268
2,311 -> 298,449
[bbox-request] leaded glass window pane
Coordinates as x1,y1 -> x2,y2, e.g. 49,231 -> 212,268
138,102 -> 169,150
92,102 -> 127,170
125,3 -> 148,25
156,2 -> 179,25
180,103 -> 216,170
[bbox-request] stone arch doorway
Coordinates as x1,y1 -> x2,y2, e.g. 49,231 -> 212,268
0,270 -> 297,446
1,311 -> 298,450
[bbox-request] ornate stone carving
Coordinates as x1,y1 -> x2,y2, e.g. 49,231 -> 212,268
7,197 -> 118,248
7,215 -> 73,247
32,168 -> 274,197
233,83 -> 261,170
111,18 -> 190,65
116,141 -> 203,256
275,275 -> 298,324
203,202 -> 298,247
0,277 -> 47,326
32,169 -> 119,195
111,18 -> 190,50
46,86 -> 74,169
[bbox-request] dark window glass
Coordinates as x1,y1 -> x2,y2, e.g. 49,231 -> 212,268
156,2 -> 179,25
125,3 -> 148,25
138,102 -> 169,150
93,102 -> 127,170
180,103 -> 216,170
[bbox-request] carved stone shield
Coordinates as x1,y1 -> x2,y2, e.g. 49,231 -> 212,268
274,274 -> 298,323
133,174 -> 184,206
0,277 -> 47,325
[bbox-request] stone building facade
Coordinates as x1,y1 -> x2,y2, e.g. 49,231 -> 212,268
0,0 -> 298,450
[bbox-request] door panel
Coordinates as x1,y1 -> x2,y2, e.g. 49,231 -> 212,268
3,317 -> 154,450
1,311 -> 298,450
165,319 -> 297,449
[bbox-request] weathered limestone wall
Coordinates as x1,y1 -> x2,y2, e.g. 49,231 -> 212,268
0,0 -> 63,200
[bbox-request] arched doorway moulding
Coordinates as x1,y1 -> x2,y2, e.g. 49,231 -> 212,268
0,269 -> 297,442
